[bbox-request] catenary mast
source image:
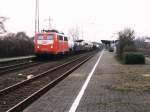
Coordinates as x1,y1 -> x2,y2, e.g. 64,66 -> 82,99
35,0 -> 39,33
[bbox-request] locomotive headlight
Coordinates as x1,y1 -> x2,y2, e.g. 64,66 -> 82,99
51,46 -> 53,48
37,46 -> 40,48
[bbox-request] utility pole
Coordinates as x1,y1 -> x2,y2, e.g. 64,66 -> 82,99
81,29 -> 84,40
48,16 -> 53,30
35,0 -> 39,34
81,24 -> 84,40
44,16 -> 53,30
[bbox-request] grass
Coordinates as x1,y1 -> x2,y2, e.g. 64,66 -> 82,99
110,73 -> 150,92
107,60 -> 150,92
95,101 -> 150,112
97,101 -> 135,106
107,52 -> 149,92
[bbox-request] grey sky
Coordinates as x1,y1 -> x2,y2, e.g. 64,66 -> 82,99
0,0 -> 150,41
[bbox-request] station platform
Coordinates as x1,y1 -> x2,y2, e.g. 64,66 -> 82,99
23,50 -> 150,112
0,55 -> 36,63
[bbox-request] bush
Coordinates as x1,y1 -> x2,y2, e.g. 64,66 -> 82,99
123,52 -> 145,64
123,45 -> 138,52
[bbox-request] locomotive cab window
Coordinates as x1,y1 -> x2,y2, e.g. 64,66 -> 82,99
47,35 -> 54,40
58,35 -> 63,40
38,35 -> 44,40
64,37 -> 68,41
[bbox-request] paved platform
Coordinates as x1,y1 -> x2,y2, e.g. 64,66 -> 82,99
0,55 -> 35,62
23,51 -> 150,112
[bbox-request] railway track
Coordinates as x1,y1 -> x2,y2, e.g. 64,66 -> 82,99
0,53 -> 87,75
0,51 -> 96,112
0,52 -> 91,90
0,56 -> 36,67
0,60 -> 42,75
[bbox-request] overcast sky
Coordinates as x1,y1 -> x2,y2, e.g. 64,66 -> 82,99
0,0 -> 150,41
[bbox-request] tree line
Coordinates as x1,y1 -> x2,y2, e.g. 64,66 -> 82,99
0,16 -> 34,58
0,32 -> 34,58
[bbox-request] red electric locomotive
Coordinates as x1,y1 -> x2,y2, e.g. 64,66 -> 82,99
34,30 -> 69,55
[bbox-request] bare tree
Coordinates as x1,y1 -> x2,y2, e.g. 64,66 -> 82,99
135,37 -> 145,49
116,28 -> 135,57
68,26 -> 80,41
0,17 -> 7,34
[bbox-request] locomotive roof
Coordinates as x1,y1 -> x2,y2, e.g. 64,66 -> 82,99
36,32 -> 68,37
35,29 -> 67,36
41,29 -> 59,33
74,39 -> 84,42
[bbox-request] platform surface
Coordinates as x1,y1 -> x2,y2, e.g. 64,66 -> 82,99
23,51 -> 150,112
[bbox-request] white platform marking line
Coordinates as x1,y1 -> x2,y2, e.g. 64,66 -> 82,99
69,50 -> 104,112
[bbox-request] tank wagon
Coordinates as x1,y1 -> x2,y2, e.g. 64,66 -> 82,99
73,39 -> 94,52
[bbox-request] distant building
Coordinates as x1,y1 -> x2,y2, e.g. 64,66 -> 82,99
101,40 -> 117,48
145,37 -> 150,49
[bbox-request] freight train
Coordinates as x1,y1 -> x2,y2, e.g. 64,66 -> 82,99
34,29 -> 99,56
